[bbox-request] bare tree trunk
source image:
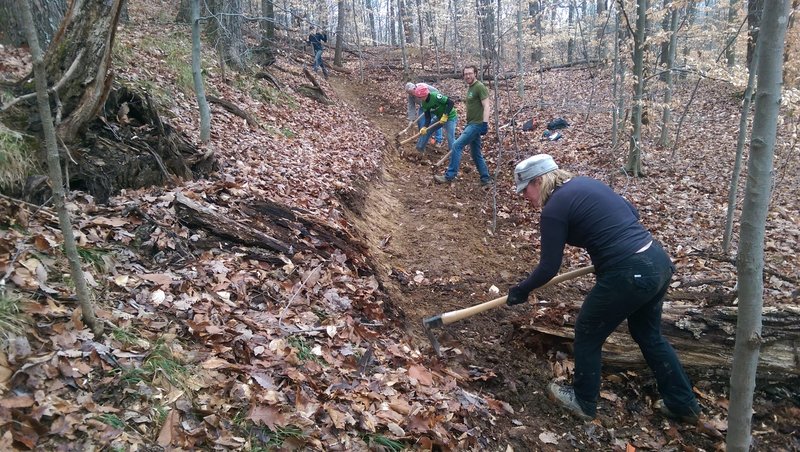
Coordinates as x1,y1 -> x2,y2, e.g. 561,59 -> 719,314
398,0 -> 409,74
207,0 -> 246,71
727,1 -> 790,449
516,0 -> 525,97
528,1 -> 543,62
451,0 -> 462,70
611,9 -> 624,148
657,2 -> 678,147
726,0 -> 740,66
568,1 -> 575,63
390,0 -> 396,45
366,0 -> 377,44
625,0 -> 647,176
40,0 -> 123,143
0,0 -> 66,49
19,0 -> 102,337
415,0 -> 425,69
334,0 -> 346,66
746,0 -> 764,67
176,0 -> 191,23
723,44 -> 759,254
192,0 -> 211,143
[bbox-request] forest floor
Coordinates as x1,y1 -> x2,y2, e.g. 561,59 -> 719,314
1,2 -> 799,450
328,77 -> 800,451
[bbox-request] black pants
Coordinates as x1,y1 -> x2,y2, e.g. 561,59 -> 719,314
572,241 -> 700,418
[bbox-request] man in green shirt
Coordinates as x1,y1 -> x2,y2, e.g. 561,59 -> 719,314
434,65 -> 492,185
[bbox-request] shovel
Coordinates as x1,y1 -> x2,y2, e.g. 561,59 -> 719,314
395,112 -> 425,139
422,265 -> 595,356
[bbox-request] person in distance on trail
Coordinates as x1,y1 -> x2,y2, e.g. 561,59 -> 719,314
507,154 -> 701,424
411,85 -> 457,155
433,65 -> 492,186
404,82 -> 444,147
306,26 -> 329,79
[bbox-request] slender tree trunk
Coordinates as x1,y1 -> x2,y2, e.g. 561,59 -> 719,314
451,0 -> 462,70
192,0 -> 211,143
415,0 -> 425,69
568,1 -> 575,63
334,0 -> 346,66
657,3 -> 678,147
398,0 -> 409,74
517,0 -> 525,97
746,0 -> 764,67
390,0 -> 396,45
625,0 -> 647,176
723,44 -> 759,254
726,0 -> 740,66
351,0 -> 365,79
727,1 -> 790,450
611,9 -> 624,148
529,1 -> 543,63
366,0 -> 377,44
207,0 -> 245,71
19,0 -> 102,336
176,0 -> 191,23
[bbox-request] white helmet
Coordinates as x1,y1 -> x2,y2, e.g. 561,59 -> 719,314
514,154 -> 558,193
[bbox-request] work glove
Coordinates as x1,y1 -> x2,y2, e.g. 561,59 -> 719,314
506,285 -> 531,306
419,127 -> 428,136
479,122 -> 489,135
438,115 -> 448,124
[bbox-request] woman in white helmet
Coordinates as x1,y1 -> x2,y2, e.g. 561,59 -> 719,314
509,154 -> 700,424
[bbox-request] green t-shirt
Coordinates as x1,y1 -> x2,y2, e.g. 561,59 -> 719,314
465,81 -> 489,124
421,92 -> 457,121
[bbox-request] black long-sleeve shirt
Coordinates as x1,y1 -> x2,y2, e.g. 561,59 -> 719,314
517,177 -> 652,292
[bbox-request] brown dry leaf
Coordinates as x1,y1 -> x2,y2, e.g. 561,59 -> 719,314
0,395 -> 35,408
408,364 -> 434,386
157,408 -> 179,447
140,273 -> 174,286
248,405 -> 286,430
201,356 -> 230,369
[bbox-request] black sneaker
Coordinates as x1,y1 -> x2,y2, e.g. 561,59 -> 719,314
654,399 -> 700,424
480,177 -> 494,186
547,382 -> 594,421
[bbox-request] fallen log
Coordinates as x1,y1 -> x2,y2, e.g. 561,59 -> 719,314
207,95 -> 258,129
175,192 -> 292,255
520,301 -> 800,379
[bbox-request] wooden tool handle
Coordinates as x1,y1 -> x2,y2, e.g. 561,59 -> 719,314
400,132 -> 421,145
439,265 -> 595,326
435,151 -> 451,166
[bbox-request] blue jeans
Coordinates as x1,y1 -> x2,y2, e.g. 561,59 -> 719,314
572,242 -> 699,418
416,118 -> 456,153
313,50 -> 328,77
445,123 -> 490,182
417,107 -> 443,144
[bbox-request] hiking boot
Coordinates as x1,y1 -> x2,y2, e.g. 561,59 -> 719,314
433,174 -> 452,184
654,399 -> 700,424
480,177 -> 494,186
547,382 -> 594,421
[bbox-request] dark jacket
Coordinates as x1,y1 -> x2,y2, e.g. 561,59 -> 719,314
308,32 -> 327,52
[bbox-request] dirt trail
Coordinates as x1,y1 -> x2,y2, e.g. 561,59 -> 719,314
329,78 -> 604,448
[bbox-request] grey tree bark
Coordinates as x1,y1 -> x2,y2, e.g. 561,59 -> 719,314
727,1 -> 790,449
176,0 -> 191,23
334,0 -> 346,66
365,0 -> 377,44
0,0 -> 66,49
192,0 -> 211,143
19,0 -> 102,336
516,0 -> 525,97
611,9 -> 625,149
568,1 -> 575,63
657,2 -> 678,147
398,0 -> 409,74
746,0 -> 764,67
625,0 -> 647,177
528,1 -> 543,63
207,0 -> 245,71
726,0 -> 740,67
722,43 -> 759,254
415,0 -> 425,68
